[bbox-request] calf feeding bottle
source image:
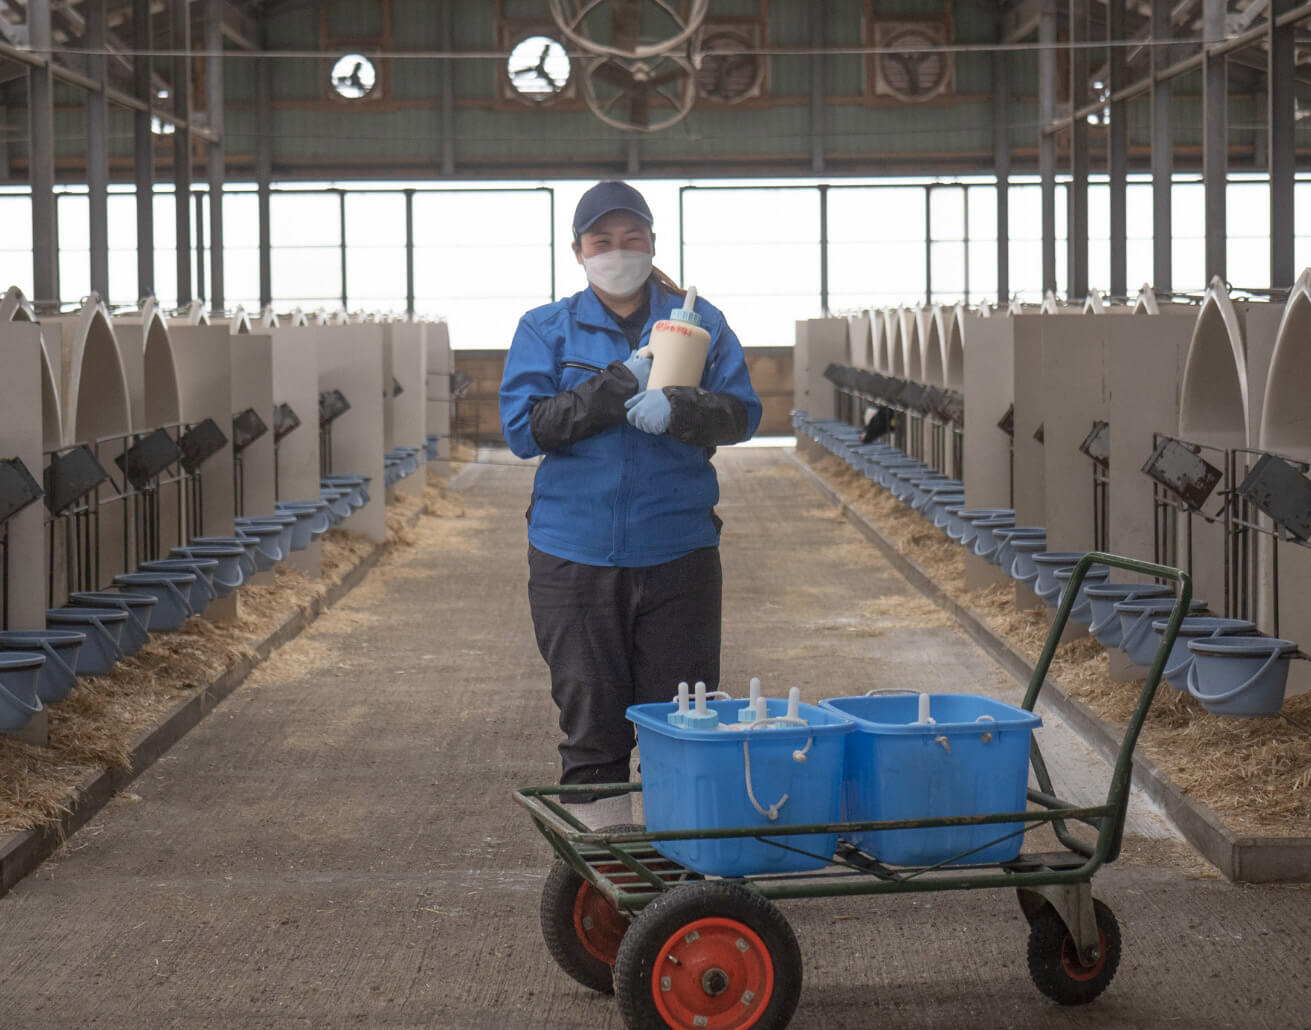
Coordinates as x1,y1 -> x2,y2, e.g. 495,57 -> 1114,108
643,286 -> 711,390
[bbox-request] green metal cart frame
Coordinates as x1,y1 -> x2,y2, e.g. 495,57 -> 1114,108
516,553 -> 1193,1028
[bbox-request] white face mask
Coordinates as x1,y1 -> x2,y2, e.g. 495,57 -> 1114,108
583,249 -> 653,297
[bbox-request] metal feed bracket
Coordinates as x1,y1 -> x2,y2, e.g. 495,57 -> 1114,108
115,428 -> 181,491
1079,420 -> 1110,467
231,408 -> 269,453
1141,436 -> 1224,513
273,403 -> 301,444
44,445 -> 110,515
0,457 -> 43,524
178,419 -> 229,473
1237,453 -> 1311,541
318,389 -> 351,427
1016,882 -> 1103,967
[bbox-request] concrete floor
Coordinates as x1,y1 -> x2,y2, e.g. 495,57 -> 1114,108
0,446 -> 1308,1029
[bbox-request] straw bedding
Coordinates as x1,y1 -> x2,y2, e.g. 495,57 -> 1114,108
800,449 -> 1311,837
0,484 -> 458,837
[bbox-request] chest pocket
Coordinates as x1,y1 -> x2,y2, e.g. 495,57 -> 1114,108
559,356 -> 606,390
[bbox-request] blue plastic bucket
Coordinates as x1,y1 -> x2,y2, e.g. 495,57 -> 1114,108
1114,597 -> 1210,667
1031,552 -> 1088,607
140,558 -> 218,614
111,572 -> 196,631
628,698 -> 854,877
46,607 -> 129,676
234,523 -> 284,569
819,693 -> 1041,867
0,652 -> 44,732
237,514 -> 296,558
873,459 -> 924,490
956,508 -> 1014,549
1086,583 -> 1174,648
1009,538 -> 1048,587
320,487 -> 351,522
929,495 -> 965,529
277,500 -> 331,538
1150,616 -> 1258,690
170,545 -> 245,596
0,630 -> 84,702
1186,637 -> 1299,716
189,536 -> 257,578
322,474 -> 372,508
68,591 -> 157,655
994,528 -> 1046,576
425,433 -> 439,461
892,471 -> 946,503
1053,564 -> 1111,625
972,515 -> 1018,563
915,481 -> 963,515
268,506 -> 315,551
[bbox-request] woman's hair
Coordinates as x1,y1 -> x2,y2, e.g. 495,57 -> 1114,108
650,265 -> 686,298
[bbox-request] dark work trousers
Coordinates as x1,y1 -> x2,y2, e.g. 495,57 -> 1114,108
527,544 -> 722,792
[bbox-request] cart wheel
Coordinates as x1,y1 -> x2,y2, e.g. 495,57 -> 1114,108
613,881 -> 802,1030
541,860 -> 629,993
1027,898 -> 1121,1006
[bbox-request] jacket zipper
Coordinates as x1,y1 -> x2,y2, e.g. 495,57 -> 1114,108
562,360 -> 604,374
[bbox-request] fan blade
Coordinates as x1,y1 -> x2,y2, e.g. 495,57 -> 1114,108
629,85 -> 650,127
593,59 -> 637,89
610,0 -> 642,54
646,67 -> 686,89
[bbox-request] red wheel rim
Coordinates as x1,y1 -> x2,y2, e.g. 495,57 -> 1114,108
572,882 -> 628,966
650,916 -> 774,1030
1059,928 -> 1108,983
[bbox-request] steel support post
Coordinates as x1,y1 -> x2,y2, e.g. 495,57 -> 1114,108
0,102 -> 9,181
134,0 -> 154,300
810,0 -> 825,174
27,0 -> 57,308
206,0 -> 225,311
819,184 -> 829,314
439,0 -> 454,176
1069,0 -> 1090,300
172,0 -> 193,304
255,36 -> 272,308
995,48 -> 1011,305
1039,1 -> 1058,295
1150,0 -> 1172,292
1203,0 -> 1227,283
87,0 -> 110,301
1269,0 -> 1295,290
1108,0 -> 1127,297
338,190 -> 347,311
404,189 -> 415,319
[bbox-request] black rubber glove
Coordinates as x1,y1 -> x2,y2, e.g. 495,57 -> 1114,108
529,361 -> 639,453
665,387 -> 750,447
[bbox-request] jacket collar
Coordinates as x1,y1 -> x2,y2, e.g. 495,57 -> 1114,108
575,278 -> 672,332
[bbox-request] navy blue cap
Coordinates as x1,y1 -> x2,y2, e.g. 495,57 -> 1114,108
572,181 -> 653,237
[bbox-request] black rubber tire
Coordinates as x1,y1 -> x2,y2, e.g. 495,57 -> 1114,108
1027,898 -> 1122,1006
613,881 -> 802,1030
539,824 -> 642,995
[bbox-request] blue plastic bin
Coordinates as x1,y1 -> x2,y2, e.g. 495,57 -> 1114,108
627,697 -> 854,877
819,694 -> 1041,867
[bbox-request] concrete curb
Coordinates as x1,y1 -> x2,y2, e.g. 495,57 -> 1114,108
0,516 -> 407,898
787,448 -> 1311,884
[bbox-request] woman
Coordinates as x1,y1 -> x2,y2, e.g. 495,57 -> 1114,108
500,180 -> 762,828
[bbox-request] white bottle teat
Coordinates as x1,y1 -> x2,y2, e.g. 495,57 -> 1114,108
753,696 -> 768,722
677,681 -> 689,714
749,677 -> 761,705
917,692 -> 932,724
683,679 -> 719,730
787,686 -> 801,722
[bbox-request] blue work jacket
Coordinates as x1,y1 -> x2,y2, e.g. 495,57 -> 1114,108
500,279 -> 762,568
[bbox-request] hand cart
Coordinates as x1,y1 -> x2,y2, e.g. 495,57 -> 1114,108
515,554 -> 1192,1030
